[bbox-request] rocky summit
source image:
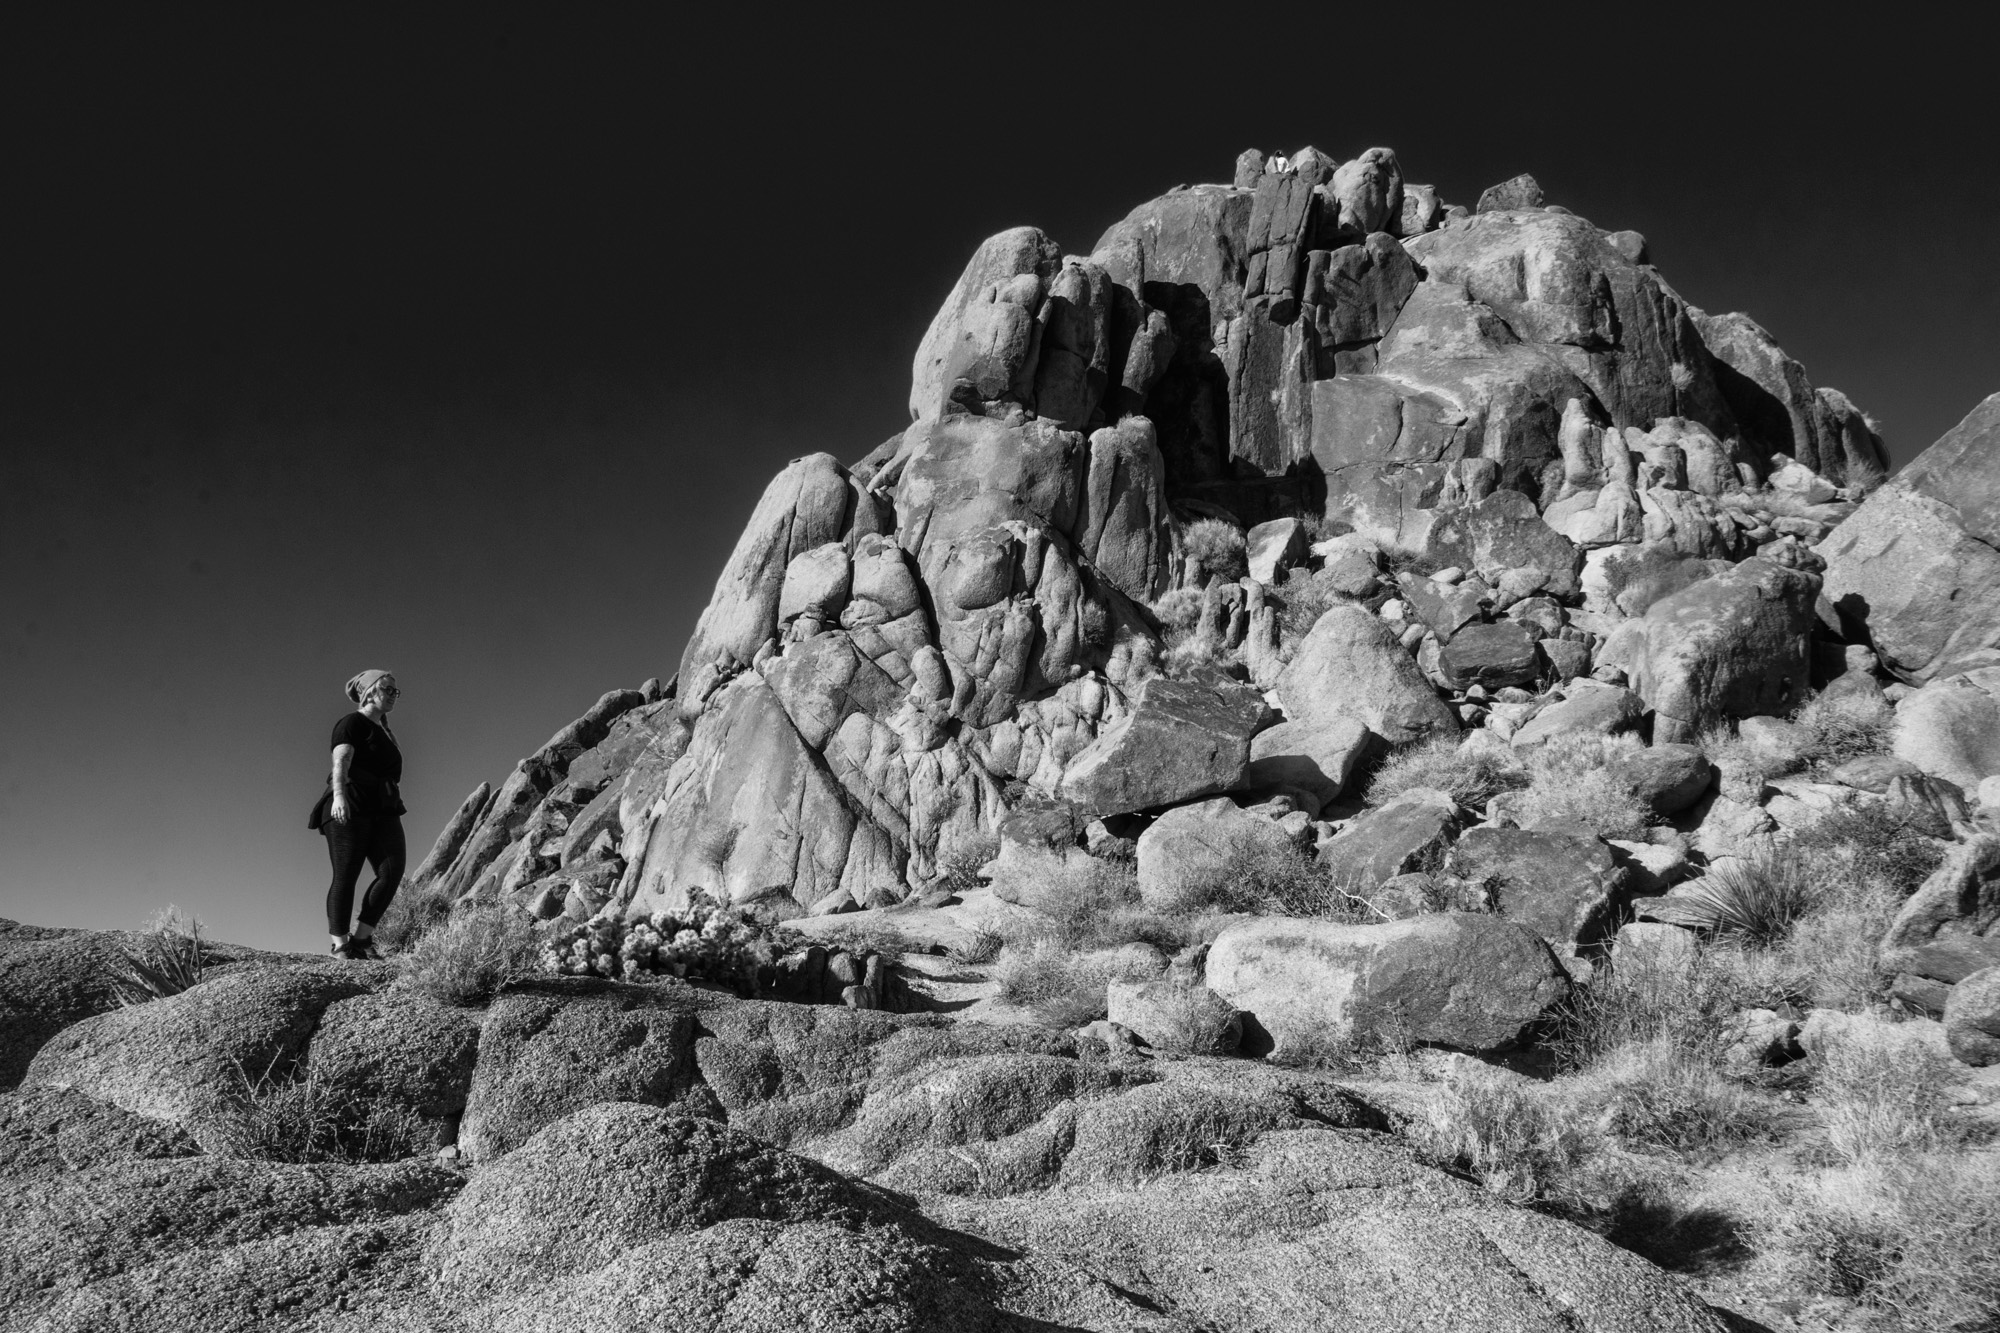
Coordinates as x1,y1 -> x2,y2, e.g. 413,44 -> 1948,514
11,145 -> 2000,1331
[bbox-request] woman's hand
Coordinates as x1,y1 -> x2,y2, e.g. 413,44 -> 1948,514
329,793 -> 352,824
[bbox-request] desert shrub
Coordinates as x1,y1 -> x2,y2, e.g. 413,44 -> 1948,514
1791,690 -> 1896,769
1150,586 -> 1207,632
1150,832 -> 1323,917
1512,734 -> 1654,841
1137,979 -> 1242,1056
1675,853 -> 1815,947
1809,1018 -> 1958,1164
1792,801 -> 1944,899
1259,864 -> 1382,922
108,907 -> 207,1005
1582,1040 -> 1776,1157
399,904 -> 545,1007
1552,948 -> 1747,1073
1365,735 -> 1528,810
948,926 -> 1004,965
373,879 -> 455,953
543,890 -> 777,991
1160,625 -> 1231,678
1407,1066 -> 1588,1207
1697,721 -> 1797,793
209,1063 -> 433,1164
992,939 -> 1117,1027
1754,1156 -> 2000,1329
1181,518 -> 1247,583
1274,565 -> 1346,641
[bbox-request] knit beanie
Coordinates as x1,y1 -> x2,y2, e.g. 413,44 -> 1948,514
345,669 -> 394,704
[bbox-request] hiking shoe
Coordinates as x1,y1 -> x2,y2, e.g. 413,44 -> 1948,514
351,937 -> 385,961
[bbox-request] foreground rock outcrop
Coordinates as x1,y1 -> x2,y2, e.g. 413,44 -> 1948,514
1,922 -> 1738,1332
408,144 -> 1890,932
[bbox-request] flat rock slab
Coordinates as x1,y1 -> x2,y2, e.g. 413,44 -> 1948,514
1448,827 -> 1628,950
1318,799 -> 1460,892
1880,835 -> 2000,985
1244,715 -> 1373,807
1206,912 -> 1569,1056
1510,683 -> 1644,747
1060,672 -> 1271,817
1437,621 -> 1542,690
1606,743 -> 1715,815
306,990 -> 483,1119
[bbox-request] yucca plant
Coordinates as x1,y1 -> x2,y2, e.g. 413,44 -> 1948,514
1675,854 -> 1815,947
107,910 -> 206,1005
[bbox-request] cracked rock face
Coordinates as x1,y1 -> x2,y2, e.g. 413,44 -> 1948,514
410,146 -> 1888,925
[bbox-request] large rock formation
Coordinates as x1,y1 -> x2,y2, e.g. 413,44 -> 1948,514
408,145 -> 1892,933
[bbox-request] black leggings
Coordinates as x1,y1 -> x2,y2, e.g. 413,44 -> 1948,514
324,814 -> 406,935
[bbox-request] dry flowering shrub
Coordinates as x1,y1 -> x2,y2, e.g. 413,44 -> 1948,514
543,889 -> 775,992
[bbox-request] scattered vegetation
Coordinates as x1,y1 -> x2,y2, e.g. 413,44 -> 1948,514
1365,734 -> 1528,810
1808,1018 -> 1960,1165
1136,978 -> 1242,1056
993,939 -> 1131,1027
1791,689 -> 1897,770
1180,518 -> 1247,584
107,907 -> 207,1005
544,890 -> 776,991
947,926 -> 1004,965
1674,852 -> 1815,948
398,903 -> 546,1006
374,878 -> 455,953
1150,586 -> 1206,632
209,1062 -> 433,1164
1273,565 -> 1346,640
1407,1064 -> 1589,1207
1750,1155 -> 2000,1329
986,848 -> 1191,955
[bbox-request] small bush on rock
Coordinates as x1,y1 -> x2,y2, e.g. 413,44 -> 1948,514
209,1063 -> 433,1164
1512,735 -> 1654,841
1150,586 -> 1206,632
1365,735 -> 1528,810
543,890 -> 776,991
374,878 -> 455,953
399,904 -> 545,1007
989,849 -> 1188,953
1792,690 -> 1896,769
1181,518 -> 1247,584
1274,566 -> 1347,641
107,907 -> 206,1005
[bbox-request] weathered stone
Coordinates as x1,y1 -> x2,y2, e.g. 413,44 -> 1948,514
1510,682 -> 1645,747
1245,516 -> 1307,585
458,979 -> 702,1163
1318,798 -> 1460,892
909,226 -> 1063,422
1695,309 -> 1887,484
1135,798 -> 1300,911
1437,621 -> 1542,690
1078,415 -> 1171,602
1422,490 -> 1580,598
1060,673 -> 1271,817
1820,394 -> 2000,683
1448,828 -> 1628,950
1598,557 -> 1818,742
1892,666 -> 2000,790
1944,965 -> 2000,1066
1278,603 -> 1458,746
1879,836 -> 2000,985
1325,149 -> 1404,241
1206,913 -> 1569,1056
21,969 -> 368,1144
1476,174 -> 1543,212
1829,753 -> 1923,794
1106,979 -> 1242,1054
1606,743 -> 1715,816
1243,715 -> 1373,806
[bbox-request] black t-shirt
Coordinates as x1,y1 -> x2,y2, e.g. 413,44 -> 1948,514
308,712 -> 406,827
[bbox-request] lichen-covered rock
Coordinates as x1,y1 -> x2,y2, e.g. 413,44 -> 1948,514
1278,604 -> 1458,746
1060,673 -> 1270,817
1317,798 -> 1461,893
1510,682 -> 1644,747
1879,836 -> 2000,985
307,990 -> 482,1119
1944,965 -> 2000,1066
1206,913 -> 1570,1056
1447,828 -> 1629,950
1598,556 -> 1817,742
1821,393 -> 2000,683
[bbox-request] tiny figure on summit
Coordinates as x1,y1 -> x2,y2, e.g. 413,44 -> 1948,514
307,668 -> 408,959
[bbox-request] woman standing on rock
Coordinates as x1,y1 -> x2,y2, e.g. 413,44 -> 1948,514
308,669 -> 407,959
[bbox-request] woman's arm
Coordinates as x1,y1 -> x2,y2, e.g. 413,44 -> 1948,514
329,743 -> 355,822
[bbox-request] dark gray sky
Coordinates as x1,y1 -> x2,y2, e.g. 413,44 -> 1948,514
4,11 -> 1994,949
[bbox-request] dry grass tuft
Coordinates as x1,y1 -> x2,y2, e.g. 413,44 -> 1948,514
1511,734 -> 1655,840
1674,853 -> 1815,948
107,907 -> 208,1005
1365,735 -> 1528,810
397,903 -> 545,1007
1407,1066 -> 1589,1207
209,1062 -> 434,1164
374,879 -> 455,952
1808,1018 -> 1959,1165
1792,690 -> 1897,769
1181,518 -> 1247,583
